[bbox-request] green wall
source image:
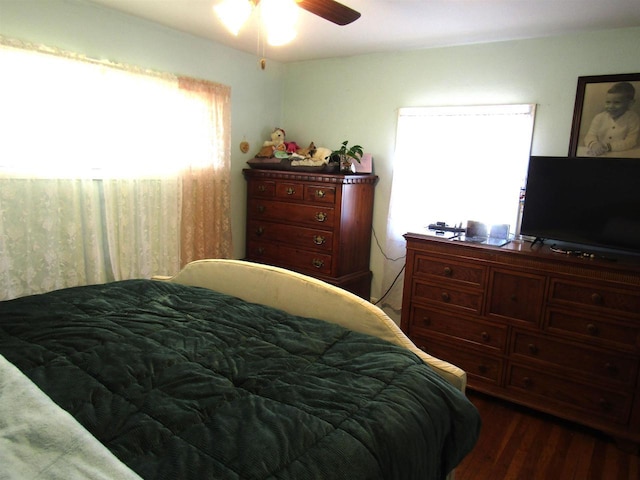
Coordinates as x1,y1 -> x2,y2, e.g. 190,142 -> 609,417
282,27 -> 640,299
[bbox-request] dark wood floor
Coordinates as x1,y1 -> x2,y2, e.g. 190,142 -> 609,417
455,390 -> 639,480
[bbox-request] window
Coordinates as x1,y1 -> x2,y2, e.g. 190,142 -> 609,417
0,45 -> 214,178
0,39 -> 232,300
380,104 -> 536,317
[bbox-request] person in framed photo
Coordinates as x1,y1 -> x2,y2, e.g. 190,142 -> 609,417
584,82 -> 639,156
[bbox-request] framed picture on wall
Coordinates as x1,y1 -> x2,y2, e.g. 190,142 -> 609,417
568,73 -> 640,158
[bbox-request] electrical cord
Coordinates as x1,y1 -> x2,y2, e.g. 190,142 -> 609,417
371,226 -> 406,306
374,263 -> 405,306
371,226 -> 406,262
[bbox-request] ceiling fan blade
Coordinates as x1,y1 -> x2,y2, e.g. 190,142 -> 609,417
296,0 -> 361,26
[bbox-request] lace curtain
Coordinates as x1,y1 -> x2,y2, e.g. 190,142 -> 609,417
380,105 -> 536,322
178,77 -> 233,264
0,38 -> 232,300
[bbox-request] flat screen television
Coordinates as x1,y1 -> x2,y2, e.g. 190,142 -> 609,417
520,156 -> 640,255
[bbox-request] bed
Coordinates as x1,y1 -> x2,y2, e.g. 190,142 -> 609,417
0,259 -> 480,480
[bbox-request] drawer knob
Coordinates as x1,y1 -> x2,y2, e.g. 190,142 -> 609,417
258,185 -> 266,192
586,323 -> 599,335
441,292 -> 450,302
313,235 -> 326,245
256,247 -> 265,255
257,205 -> 265,213
316,189 -> 326,198
422,316 -> 431,326
591,292 -> 603,305
478,365 -> 488,374
528,343 -> 538,354
312,258 -> 324,268
510,294 -> 517,302
286,187 -> 295,195
522,377 -> 532,388
443,266 -> 453,276
315,212 -> 327,222
481,331 -> 490,342
255,226 -> 264,236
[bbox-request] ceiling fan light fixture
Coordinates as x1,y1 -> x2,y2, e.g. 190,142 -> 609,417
266,27 -> 297,46
262,0 -> 299,46
214,0 -> 254,36
213,0 -> 359,50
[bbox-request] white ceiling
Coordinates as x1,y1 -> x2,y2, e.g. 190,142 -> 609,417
86,0 -> 640,63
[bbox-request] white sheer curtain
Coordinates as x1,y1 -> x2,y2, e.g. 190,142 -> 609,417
0,39 -> 231,300
381,104 -> 536,321
0,178 -> 114,295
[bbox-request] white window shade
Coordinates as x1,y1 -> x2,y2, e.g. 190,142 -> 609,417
0,45 -> 212,179
389,104 -> 536,238
380,103 -> 536,318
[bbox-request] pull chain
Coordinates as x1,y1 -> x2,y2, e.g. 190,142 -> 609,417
257,7 -> 266,70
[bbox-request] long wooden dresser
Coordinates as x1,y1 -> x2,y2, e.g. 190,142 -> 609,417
243,169 -> 377,299
400,232 -> 640,448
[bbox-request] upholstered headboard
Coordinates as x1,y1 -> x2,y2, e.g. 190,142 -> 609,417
159,259 -> 467,392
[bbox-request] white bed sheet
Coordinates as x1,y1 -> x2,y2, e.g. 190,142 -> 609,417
0,353 -> 142,480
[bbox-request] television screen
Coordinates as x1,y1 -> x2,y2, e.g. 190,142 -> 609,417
520,156 -> 640,254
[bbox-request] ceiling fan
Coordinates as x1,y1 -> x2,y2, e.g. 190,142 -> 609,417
214,0 -> 361,44
295,0 -> 361,26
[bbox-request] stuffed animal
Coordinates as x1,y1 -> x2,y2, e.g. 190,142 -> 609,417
256,128 -> 287,158
312,147 -> 332,163
291,144 -> 333,167
264,128 -> 285,147
294,142 -> 316,158
284,141 -> 299,153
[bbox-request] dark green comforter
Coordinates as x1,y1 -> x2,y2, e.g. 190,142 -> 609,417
0,280 -> 480,479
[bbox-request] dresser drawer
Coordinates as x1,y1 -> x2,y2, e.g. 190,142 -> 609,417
412,279 -> 483,315
248,180 -> 276,198
247,241 -> 333,275
247,220 -> 333,252
487,269 -> 545,325
278,245 -> 333,275
248,199 -> 335,228
246,240 -> 278,260
304,184 -> 336,204
413,254 -> 486,288
409,305 -> 506,352
546,309 -> 640,350
507,365 -> 632,425
549,279 -> 640,317
511,331 -> 638,386
414,336 -> 503,386
275,182 -> 304,201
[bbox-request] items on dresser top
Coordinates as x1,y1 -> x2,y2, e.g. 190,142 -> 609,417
427,220 -> 511,246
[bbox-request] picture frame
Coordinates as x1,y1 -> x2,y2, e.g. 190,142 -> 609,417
568,73 -> 640,158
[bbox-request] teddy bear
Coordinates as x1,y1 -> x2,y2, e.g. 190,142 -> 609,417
256,128 -> 286,158
264,128 -> 285,147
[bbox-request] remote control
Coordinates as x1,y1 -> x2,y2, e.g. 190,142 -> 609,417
427,223 -> 466,233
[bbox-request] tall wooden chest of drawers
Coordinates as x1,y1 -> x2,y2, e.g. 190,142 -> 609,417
401,232 -> 640,447
243,169 -> 377,299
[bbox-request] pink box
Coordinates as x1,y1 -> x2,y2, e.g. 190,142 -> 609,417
354,153 -> 372,173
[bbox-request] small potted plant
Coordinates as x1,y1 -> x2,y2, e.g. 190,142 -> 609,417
331,140 -> 363,173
